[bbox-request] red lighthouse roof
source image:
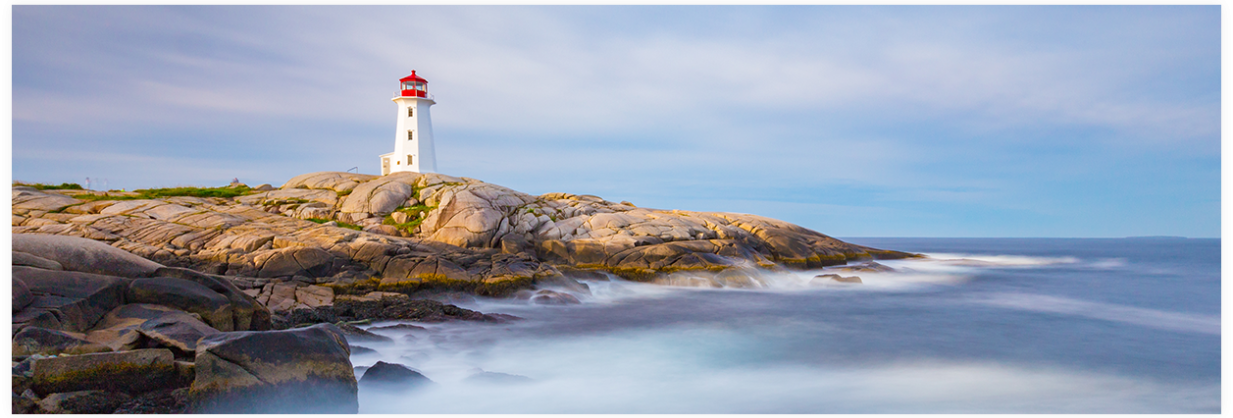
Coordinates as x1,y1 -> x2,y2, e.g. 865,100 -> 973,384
400,70 -> 427,83
398,70 -> 429,98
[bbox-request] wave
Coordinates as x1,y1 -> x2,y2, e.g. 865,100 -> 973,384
915,252 -> 1081,267
351,324 -> 1219,414
971,293 -> 1220,335
476,252 -> 1130,308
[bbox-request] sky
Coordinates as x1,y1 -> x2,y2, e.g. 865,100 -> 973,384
10,6 -> 1221,238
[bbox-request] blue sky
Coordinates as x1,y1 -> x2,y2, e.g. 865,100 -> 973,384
11,6 -> 1220,238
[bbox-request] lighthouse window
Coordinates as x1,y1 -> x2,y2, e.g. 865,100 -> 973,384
407,108 -> 413,117
407,155 -> 413,166
407,130 -> 414,141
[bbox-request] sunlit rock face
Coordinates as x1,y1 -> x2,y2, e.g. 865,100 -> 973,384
12,171 -> 915,299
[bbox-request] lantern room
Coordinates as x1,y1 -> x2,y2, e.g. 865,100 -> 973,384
399,70 -> 429,98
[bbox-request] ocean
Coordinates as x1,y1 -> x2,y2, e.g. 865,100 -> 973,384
350,238 -> 1220,413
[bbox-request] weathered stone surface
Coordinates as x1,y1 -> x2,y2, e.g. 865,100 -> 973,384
236,188 -> 340,208
257,247 -> 340,278
31,348 -> 183,395
13,233 -> 163,278
349,344 -> 377,355
358,361 -> 433,390
13,188 -> 82,212
152,266 -> 270,332
380,299 -> 502,323
86,304 -> 187,352
335,323 -> 393,343
363,224 -> 403,236
13,276 -> 34,313
37,390 -> 133,414
112,387 -> 190,414
13,250 -> 63,270
61,199 -> 119,215
281,171 -> 377,192
339,172 -> 417,216
14,267 -> 130,332
13,326 -> 112,356
190,323 -> 357,413
295,285 -> 334,308
127,277 -> 234,331
137,309 -> 221,353
264,282 -> 299,312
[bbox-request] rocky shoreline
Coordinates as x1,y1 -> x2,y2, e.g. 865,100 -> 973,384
12,171 -> 917,413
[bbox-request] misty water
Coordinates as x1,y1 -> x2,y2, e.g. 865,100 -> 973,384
348,238 -> 1219,413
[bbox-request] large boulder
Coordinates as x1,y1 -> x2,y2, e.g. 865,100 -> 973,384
358,361 -> 434,390
189,323 -> 357,413
12,233 -> 163,278
13,326 -> 111,356
86,304 -> 183,352
152,267 -> 271,331
127,277 -> 234,331
419,183 -> 535,248
14,267 -> 130,333
136,308 -> 221,354
30,348 -> 184,396
338,172 -> 420,217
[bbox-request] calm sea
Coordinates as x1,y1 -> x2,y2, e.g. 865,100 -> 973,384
352,238 -> 1220,413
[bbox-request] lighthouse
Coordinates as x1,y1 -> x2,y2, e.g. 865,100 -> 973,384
380,71 -> 437,175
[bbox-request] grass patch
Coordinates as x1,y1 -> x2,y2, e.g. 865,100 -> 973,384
306,217 -> 362,231
136,185 -> 253,199
74,194 -> 140,202
57,185 -> 256,202
15,182 -> 84,190
383,204 -> 436,234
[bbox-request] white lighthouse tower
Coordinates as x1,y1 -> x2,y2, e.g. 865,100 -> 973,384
380,70 -> 437,175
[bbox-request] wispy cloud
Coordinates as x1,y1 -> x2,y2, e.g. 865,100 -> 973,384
12,6 -> 1220,237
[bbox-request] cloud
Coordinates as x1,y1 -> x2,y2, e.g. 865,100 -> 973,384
16,6 -> 1218,145
12,6 -> 1220,237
